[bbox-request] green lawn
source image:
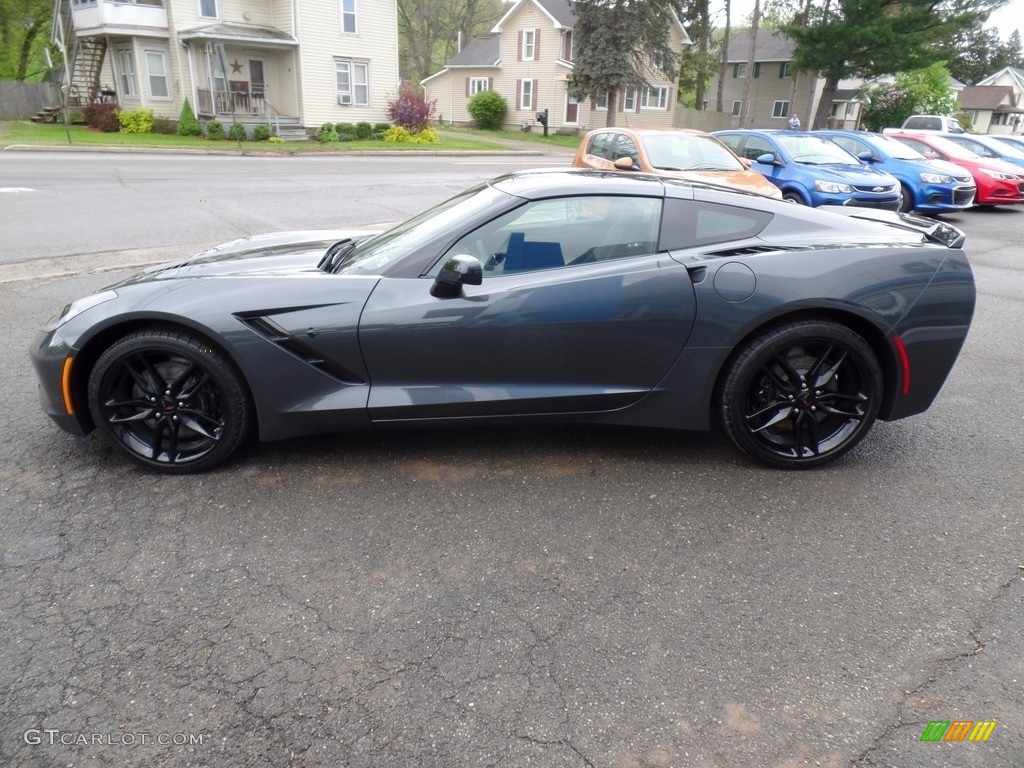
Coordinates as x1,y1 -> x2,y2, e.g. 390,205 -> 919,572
0,121 -> 530,153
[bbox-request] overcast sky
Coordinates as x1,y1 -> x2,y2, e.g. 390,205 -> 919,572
715,0 -> 1023,42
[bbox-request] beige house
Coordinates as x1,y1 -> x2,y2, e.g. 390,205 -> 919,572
52,0 -> 400,135
968,68 -> 1024,135
421,0 -> 690,134
718,30 -> 866,130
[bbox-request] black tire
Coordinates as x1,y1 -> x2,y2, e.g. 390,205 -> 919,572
88,328 -> 251,473
782,190 -> 805,205
898,183 -> 914,214
719,320 -> 882,469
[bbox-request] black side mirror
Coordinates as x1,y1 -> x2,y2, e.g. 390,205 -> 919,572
431,254 -> 483,298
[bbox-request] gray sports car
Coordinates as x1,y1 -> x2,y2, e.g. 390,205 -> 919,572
30,169 -> 975,472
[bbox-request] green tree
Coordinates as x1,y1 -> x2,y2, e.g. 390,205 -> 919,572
0,0 -> 52,81
178,98 -> 201,136
783,0 -> 1007,129
567,0 -> 685,127
895,63 -> 957,115
398,0 -> 505,86
679,0 -> 717,109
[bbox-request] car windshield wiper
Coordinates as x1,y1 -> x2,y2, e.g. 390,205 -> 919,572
684,163 -> 734,171
318,238 -> 357,273
653,165 -> 685,171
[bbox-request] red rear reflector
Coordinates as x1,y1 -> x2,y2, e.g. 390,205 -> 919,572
892,336 -> 911,395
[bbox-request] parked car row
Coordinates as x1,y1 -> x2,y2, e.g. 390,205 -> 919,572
572,126 -> 1024,213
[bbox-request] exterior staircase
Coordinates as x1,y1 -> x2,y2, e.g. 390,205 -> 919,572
52,0 -> 107,107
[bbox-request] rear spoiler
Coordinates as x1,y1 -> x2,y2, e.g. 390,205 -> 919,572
828,207 -> 966,249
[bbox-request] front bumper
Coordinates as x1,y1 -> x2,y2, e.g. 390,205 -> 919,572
29,327 -> 89,437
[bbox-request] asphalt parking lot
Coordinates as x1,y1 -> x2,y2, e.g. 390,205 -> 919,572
1,152 -> 1022,767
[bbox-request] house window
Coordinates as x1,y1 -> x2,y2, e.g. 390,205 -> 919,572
772,100 -> 790,118
846,101 -> 858,118
562,30 -> 573,61
341,0 -> 356,34
595,92 -> 608,110
779,62 -> 790,78
753,63 -> 762,78
641,85 -> 668,110
144,50 -> 169,98
469,77 -> 489,95
198,0 -> 216,18
731,100 -> 742,116
335,59 -> 369,105
622,87 -> 636,112
522,29 -> 535,61
733,62 -> 747,78
115,48 -> 138,98
519,79 -> 534,110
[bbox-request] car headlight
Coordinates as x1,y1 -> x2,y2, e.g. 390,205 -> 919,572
814,180 -> 855,194
920,172 -> 953,184
979,168 -> 1018,180
53,290 -> 118,328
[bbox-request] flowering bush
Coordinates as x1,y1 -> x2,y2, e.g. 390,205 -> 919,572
858,84 -> 916,132
386,83 -> 436,133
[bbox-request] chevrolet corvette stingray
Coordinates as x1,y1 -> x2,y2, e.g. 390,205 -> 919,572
31,170 -> 975,472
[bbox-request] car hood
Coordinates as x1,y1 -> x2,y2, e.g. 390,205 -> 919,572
923,158 -> 973,178
797,162 -> 896,185
115,230 -> 382,285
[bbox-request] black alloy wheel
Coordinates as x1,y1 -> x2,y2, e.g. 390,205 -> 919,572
88,328 -> 251,473
719,320 -> 882,468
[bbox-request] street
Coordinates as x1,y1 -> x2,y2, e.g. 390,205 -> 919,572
1,151 -> 1022,767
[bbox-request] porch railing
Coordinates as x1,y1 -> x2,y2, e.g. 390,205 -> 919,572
197,87 -> 267,117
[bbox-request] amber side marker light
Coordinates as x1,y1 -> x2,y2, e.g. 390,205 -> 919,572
891,336 -> 911,395
61,356 -> 75,415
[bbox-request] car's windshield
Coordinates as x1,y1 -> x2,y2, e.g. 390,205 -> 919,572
865,134 -> 926,160
776,134 -> 860,164
982,138 -> 1024,159
642,134 -> 743,171
336,183 -> 509,274
923,136 -> 983,160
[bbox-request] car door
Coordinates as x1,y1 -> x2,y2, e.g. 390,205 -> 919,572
357,193 -> 698,422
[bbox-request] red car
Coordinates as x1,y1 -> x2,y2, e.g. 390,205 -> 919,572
887,132 -> 1024,206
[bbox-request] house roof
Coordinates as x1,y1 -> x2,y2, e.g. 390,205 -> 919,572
493,0 -> 575,33
444,34 -> 501,68
977,66 -> 1024,91
725,29 -> 795,63
957,85 -> 1016,110
178,22 -> 298,47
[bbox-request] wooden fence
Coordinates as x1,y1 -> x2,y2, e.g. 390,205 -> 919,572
0,81 -> 61,120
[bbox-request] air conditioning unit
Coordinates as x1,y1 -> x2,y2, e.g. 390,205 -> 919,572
338,93 -> 351,105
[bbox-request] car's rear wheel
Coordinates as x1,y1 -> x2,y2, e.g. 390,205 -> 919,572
719,320 -> 882,468
88,328 -> 251,473
898,183 -> 914,213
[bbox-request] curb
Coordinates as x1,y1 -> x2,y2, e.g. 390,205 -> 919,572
0,143 -> 561,157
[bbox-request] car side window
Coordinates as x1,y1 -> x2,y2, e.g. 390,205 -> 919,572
742,136 -> 775,162
831,136 -> 865,157
613,135 -> 640,164
439,195 -> 663,277
660,198 -> 773,251
588,132 -> 614,160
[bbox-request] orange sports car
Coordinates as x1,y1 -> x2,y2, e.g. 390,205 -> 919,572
573,127 -> 782,198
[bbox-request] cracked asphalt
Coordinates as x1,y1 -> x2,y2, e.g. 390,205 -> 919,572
1,153 -> 1022,767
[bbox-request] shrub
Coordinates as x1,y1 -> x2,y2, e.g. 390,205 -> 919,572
354,121 -> 373,139
83,103 -> 120,132
467,90 -> 507,130
178,98 -> 201,136
118,108 -> 154,134
373,122 -> 391,136
386,83 -> 436,132
228,123 -> 247,141
335,122 -> 356,136
152,116 -> 178,134
337,132 -> 356,142
319,124 -> 340,143
252,124 -> 271,141
382,125 -> 440,144
205,119 -> 225,140
268,135 -> 285,144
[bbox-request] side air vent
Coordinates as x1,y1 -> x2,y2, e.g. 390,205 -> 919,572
237,315 -> 366,385
701,244 -> 791,259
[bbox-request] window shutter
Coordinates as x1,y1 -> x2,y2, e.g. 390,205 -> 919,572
488,77 -> 493,90
465,78 -> 470,97
533,79 -> 538,109
516,79 -> 521,107
518,31 -> 523,61
535,29 -> 540,59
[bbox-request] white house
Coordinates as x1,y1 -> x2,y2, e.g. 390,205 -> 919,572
51,0 -> 401,134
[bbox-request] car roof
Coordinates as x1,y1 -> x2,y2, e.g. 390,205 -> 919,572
585,127 -> 712,138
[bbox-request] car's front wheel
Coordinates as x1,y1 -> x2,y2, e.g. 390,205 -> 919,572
718,320 -> 882,468
782,190 -> 806,205
898,183 -> 914,213
88,328 -> 251,473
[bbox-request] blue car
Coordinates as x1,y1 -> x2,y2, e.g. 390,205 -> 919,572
816,130 -> 976,213
714,129 -> 902,210
942,133 -> 1024,170
990,134 -> 1024,155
